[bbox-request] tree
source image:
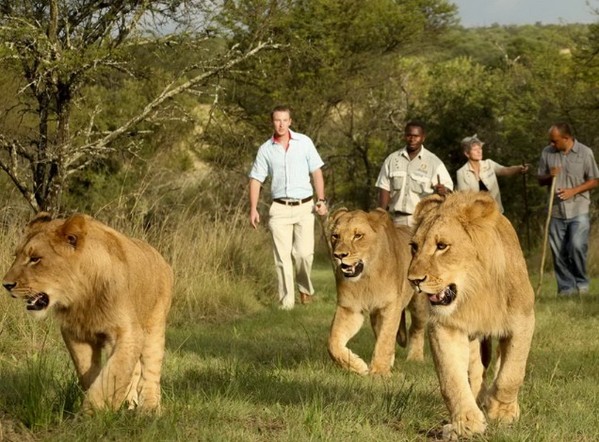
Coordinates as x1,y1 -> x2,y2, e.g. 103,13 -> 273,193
0,0 -> 277,212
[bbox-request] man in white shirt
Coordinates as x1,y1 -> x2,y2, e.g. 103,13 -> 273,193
249,105 -> 328,309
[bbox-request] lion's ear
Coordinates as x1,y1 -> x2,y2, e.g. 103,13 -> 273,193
329,208 -> 349,225
24,211 -> 53,234
59,214 -> 89,248
368,208 -> 391,227
461,193 -> 498,223
413,195 -> 444,224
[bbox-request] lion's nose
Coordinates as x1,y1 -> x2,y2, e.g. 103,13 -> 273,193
3,282 -> 16,292
333,251 -> 348,260
408,276 -> 427,290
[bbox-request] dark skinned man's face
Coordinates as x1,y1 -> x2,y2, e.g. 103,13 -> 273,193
404,126 -> 425,153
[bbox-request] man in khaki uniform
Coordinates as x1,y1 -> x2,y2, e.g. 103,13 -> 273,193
376,121 -> 453,226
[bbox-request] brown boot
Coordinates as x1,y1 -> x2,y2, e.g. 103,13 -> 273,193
300,292 -> 313,305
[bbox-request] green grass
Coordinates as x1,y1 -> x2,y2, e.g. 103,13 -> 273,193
1,231 -> 599,441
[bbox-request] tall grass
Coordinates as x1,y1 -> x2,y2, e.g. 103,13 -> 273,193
0,196 -> 276,435
162,206 -> 276,324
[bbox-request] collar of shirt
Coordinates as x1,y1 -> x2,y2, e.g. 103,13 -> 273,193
549,139 -> 580,155
400,145 -> 427,160
271,129 -> 298,146
466,160 -> 489,172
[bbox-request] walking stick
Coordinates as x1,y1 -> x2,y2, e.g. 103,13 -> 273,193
536,176 -> 557,298
522,161 -> 531,252
437,174 -> 452,195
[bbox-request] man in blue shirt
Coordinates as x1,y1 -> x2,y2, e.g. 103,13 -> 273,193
538,122 -> 599,296
249,105 -> 328,310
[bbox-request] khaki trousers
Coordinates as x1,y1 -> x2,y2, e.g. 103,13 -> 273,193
392,213 -> 414,227
268,201 -> 315,309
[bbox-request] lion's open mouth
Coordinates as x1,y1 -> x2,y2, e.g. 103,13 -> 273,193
25,293 -> 50,311
428,284 -> 457,306
340,261 -> 364,278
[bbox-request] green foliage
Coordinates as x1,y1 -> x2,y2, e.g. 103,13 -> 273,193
219,0 -> 457,122
0,1 -> 259,212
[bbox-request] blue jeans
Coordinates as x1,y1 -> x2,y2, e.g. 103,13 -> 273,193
548,214 -> 590,294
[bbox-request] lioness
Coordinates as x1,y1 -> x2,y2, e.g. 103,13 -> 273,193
2,212 -> 173,413
327,208 -> 427,375
408,192 -> 535,439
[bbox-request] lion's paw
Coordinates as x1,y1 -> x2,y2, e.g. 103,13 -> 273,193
350,360 -> 369,376
442,409 -> 487,440
329,348 -> 369,375
368,365 -> 392,377
485,396 -> 520,423
406,349 -> 424,362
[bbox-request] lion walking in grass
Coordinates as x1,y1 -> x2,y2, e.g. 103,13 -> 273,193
3,212 -> 173,413
408,192 -> 535,439
327,208 -> 427,376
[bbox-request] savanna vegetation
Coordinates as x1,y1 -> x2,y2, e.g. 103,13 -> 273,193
1,1 -> 599,440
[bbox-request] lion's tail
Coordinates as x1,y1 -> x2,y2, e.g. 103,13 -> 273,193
397,310 -> 408,348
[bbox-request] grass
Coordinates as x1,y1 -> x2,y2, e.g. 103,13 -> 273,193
1,219 -> 599,441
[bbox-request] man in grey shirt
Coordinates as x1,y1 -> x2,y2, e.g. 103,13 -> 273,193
537,122 -> 599,296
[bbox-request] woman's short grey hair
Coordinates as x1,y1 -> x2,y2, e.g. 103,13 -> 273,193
461,134 -> 484,153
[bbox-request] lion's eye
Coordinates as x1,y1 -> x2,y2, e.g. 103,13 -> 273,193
331,233 -> 339,241
436,242 -> 448,251
29,256 -> 41,264
354,233 -> 363,240
409,242 -> 418,254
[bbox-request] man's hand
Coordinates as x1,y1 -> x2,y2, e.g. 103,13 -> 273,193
250,208 -> 260,229
314,200 -> 328,216
556,188 -> 575,201
433,184 -> 450,196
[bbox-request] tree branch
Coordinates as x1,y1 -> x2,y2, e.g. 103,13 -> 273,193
68,40 -> 279,167
0,136 -> 39,211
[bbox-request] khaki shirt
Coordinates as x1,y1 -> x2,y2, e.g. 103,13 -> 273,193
456,159 -> 505,213
376,146 -> 454,215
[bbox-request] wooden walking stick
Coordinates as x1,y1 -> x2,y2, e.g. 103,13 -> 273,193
536,175 -> 557,298
436,174 -> 452,195
522,161 -> 531,252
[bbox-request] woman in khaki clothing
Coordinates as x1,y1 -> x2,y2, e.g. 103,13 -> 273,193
456,135 -> 528,213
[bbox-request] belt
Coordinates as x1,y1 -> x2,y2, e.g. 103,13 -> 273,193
273,196 -> 313,206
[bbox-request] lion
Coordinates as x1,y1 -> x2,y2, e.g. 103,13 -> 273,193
327,208 -> 428,376
407,192 -> 535,439
2,212 -> 173,413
